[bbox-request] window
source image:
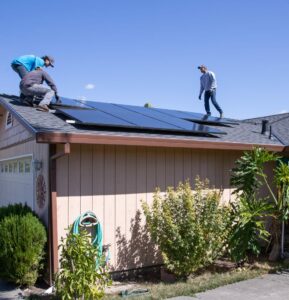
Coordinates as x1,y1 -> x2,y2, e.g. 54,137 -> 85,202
13,161 -> 18,173
5,112 -> 13,129
0,157 -> 32,175
24,160 -> 31,173
19,161 -> 24,173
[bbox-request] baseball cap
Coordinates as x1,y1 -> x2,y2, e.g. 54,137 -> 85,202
197,64 -> 207,69
43,55 -> 55,67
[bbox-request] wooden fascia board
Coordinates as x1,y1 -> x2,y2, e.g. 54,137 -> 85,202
36,131 -> 285,152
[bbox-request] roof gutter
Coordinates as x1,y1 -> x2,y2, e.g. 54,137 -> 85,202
36,131 -> 285,152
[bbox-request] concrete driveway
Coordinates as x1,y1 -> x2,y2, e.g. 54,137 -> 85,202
168,271 -> 289,300
0,279 -> 23,300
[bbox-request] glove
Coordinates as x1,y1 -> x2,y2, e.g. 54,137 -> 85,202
198,95 -> 202,100
55,94 -> 61,104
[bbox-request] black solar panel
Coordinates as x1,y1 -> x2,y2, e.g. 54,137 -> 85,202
57,108 -> 132,127
83,101 -> 183,130
57,104 -> 225,135
51,97 -> 92,109
114,103 -> 226,134
153,108 -> 238,125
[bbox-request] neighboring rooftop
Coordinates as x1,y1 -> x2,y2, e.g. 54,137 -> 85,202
0,94 -> 287,151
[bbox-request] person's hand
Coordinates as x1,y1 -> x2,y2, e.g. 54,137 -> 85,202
198,95 -> 202,100
55,94 -> 61,104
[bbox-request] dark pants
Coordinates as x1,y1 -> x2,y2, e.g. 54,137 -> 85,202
11,64 -> 28,79
204,89 -> 223,115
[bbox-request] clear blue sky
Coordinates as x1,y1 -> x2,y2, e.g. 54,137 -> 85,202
1,0 -> 288,119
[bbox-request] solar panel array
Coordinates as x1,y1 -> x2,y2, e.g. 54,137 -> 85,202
52,98 -> 232,136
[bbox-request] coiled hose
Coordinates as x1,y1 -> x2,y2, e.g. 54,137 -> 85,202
72,211 -> 103,257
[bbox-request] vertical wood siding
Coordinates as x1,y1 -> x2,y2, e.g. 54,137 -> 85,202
56,144 -> 241,270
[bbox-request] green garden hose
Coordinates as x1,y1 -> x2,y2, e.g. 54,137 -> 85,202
73,211 -> 103,256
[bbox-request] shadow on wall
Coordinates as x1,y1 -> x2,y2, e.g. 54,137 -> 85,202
113,210 -> 161,272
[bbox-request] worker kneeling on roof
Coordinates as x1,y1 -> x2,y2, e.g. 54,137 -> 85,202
20,67 -> 61,112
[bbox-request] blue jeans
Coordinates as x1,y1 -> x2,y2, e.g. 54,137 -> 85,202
11,64 -> 28,79
204,89 -> 223,115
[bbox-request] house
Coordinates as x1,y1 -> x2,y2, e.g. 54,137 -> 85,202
0,94 -> 288,279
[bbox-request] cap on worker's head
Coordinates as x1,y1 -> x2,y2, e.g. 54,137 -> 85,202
197,64 -> 207,70
42,55 -> 55,67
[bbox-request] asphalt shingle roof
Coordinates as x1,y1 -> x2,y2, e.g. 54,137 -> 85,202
244,113 -> 289,145
0,94 -> 285,147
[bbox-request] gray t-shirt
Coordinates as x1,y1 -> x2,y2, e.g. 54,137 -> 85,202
20,69 -> 58,93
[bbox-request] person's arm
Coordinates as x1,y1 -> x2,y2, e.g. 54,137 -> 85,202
208,72 -> 216,90
42,71 -> 58,94
199,77 -> 204,99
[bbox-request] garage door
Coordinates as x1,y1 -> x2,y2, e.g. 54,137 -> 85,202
0,156 -> 34,208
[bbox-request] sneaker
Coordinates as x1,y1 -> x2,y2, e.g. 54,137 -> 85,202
219,112 -> 223,118
37,104 -> 49,112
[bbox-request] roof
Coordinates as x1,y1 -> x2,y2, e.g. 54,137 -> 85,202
244,113 -> 289,146
0,94 -> 286,152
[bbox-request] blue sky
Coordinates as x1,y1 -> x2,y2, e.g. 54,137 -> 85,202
1,0 -> 288,119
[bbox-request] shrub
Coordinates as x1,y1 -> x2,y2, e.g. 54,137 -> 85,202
0,212 -> 47,286
142,178 -> 232,278
55,227 -> 111,300
228,197 -> 272,263
0,203 -> 34,222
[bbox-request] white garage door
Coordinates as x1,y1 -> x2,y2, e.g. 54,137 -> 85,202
0,156 -> 34,209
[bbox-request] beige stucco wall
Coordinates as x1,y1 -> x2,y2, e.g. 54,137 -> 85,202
56,144 -> 242,271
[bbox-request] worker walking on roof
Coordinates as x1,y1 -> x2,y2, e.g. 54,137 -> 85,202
20,67 -> 60,112
11,55 -> 55,79
198,65 -> 223,118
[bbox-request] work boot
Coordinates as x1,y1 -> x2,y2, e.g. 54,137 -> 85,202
19,93 -> 26,103
36,104 -> 49,112
23,96 -> 34,107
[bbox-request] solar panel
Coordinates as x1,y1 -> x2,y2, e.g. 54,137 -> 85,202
51,97 -> 92,109
114,103 -> 226,134
57,108 -> 132,127
57,105 -> 225,135
153,108 -> 238,125
83,101 -> 204,131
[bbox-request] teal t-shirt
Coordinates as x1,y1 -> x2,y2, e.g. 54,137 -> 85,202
12,55 -> 44,72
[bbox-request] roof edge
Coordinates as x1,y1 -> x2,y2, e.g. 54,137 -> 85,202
0,96 -> 37,135
36,131 -> 285,152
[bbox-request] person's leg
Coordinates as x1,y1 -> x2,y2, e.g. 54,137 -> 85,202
21,84 -> 53,109
39,89 -> 55,106
11,64 -> 28,79
210,89 -> 223,115
204,91 -> 211,115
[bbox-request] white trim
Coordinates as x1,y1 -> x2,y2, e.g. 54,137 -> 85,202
0,154 -> 33,162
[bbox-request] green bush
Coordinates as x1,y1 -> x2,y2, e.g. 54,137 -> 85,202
55,227 -> 111,300
142,178 -> 232,278
228,197 -> 272,263
0,212 -> 47,286
0,203 -> 34,222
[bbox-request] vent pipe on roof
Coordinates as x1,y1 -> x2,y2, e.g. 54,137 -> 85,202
269,125 -> 272,139
261,119 -> 269,135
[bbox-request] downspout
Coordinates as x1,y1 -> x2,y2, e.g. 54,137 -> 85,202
48,143 -> 70,284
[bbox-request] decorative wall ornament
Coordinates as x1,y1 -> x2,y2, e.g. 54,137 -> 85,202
36,174 -> 46,209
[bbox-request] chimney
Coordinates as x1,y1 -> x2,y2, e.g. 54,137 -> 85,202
261,119 -> 269,134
